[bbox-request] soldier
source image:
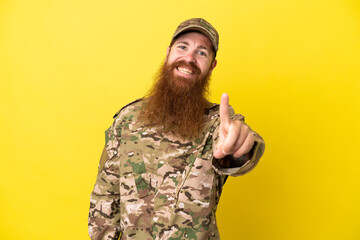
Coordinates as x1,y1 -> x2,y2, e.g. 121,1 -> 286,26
88,18 -> 265,240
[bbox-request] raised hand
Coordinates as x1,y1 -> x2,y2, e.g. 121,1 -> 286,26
213,93 -> 255,159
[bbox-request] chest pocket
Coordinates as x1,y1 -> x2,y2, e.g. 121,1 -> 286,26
114,113 -> 152,199
129,150 -> 152,198
119,141 -> 152,199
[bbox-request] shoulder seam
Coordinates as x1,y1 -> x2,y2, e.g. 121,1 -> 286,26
113,98 -> 143,119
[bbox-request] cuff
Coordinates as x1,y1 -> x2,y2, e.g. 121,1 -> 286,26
211,132 -> 265,177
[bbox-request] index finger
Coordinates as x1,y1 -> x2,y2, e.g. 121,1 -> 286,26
220,93 -> 231,125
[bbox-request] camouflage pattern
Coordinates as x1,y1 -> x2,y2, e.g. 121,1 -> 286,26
88,99 -> 265,240
171,18 -> 219,55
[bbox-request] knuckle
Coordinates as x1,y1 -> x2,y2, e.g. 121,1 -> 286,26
234,152 -> 243,158
248,132 -> 255,142
234,150 -> 244,158
243,125 -> 249,132
223,144 -> 234,154
232,122 -> 242,133
234,120 -> 242,126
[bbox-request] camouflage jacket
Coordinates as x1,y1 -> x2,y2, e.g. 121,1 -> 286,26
88,99 -> 265,240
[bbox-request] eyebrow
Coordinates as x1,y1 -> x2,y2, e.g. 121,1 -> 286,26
176,41 -> 210,52
197,45 -> 209,51
176,41 -> 189,46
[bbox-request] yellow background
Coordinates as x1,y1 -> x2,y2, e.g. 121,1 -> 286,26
1,0 -> 359,239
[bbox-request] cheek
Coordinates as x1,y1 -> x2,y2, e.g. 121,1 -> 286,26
168,50 -> 181,60
166,55 -> 178,65
200,63 -> 211,74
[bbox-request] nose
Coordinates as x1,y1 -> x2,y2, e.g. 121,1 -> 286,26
183,50 -> 196,63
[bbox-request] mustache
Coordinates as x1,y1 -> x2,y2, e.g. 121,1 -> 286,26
170,60 -> 201,75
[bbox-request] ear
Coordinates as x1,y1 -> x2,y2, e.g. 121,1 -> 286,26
165,47 -> 171,62
209,59 -> 217,73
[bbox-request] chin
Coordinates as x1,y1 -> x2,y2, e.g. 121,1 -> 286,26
171,77 -> 192,88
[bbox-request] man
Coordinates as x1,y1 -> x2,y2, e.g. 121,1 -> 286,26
88,18 -> 265,240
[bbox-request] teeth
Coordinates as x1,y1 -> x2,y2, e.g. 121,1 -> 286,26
177,67 -> 193,74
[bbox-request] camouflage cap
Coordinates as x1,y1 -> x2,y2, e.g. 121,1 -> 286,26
171,18 -> 219,56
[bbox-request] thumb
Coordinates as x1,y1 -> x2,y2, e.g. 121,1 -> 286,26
213,141 -> 226,159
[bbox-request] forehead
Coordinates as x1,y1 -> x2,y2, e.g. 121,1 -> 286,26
173,31 -> 212,49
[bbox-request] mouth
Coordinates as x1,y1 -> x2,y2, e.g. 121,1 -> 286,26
176,66 -> 194,75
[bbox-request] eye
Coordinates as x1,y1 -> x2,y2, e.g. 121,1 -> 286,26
197,50 -> 207,57
178,45 -> 186,50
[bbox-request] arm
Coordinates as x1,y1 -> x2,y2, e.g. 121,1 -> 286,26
88,127 -> 121,239
212,94 -> 265,177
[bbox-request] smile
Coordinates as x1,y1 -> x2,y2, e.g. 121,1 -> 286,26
176,67 -> 194,75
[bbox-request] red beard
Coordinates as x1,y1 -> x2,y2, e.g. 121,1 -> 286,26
140,59 -> 213,139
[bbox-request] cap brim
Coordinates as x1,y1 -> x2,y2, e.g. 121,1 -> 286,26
172,25 -> 218,53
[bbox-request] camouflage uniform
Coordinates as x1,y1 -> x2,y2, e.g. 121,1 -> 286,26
88,99 -> 265,240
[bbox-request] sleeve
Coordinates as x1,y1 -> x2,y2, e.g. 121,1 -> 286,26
211,107 -> 265,177
88,126 -> 121,239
